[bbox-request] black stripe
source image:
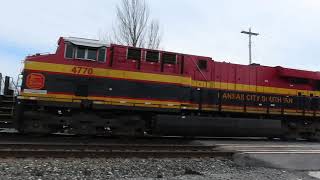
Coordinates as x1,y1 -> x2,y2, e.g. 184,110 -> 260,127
22,71 -> 320,111
23,72 -> 191,102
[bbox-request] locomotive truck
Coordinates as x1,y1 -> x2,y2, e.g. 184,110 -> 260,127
14,37 -> 320,140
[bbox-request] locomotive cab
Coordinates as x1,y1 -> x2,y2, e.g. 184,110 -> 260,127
57,38 -> 110,97
22,37 -> 109,98
61,37 -> 108,63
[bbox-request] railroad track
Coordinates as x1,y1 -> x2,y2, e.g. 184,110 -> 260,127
0,143 -> 234,158
0,133 -> 317,159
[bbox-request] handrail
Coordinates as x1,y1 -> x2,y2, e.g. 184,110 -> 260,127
0,75 -> 21,96
0,77 -> 5,95
27,52 -> 51,57
10,76 -> 21,96
10,77 -> 19,91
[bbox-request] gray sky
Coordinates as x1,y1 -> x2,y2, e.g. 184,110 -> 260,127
1,0 -> 320,77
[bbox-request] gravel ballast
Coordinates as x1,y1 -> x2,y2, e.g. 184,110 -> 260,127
0,158 -> 314,180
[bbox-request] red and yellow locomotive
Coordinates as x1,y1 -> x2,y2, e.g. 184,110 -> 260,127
16,37 -> 320,140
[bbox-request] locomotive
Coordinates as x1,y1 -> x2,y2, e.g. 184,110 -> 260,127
15,37 -> 320,140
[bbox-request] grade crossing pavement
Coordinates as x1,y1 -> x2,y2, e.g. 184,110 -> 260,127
196,139 -> 320,170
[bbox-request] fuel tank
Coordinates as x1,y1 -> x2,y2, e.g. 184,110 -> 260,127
153,114 -> 283,137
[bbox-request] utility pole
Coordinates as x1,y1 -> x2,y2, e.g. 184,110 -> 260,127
241,28 -> 259,64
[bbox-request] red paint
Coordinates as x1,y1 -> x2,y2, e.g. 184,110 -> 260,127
24,37 -> 319,93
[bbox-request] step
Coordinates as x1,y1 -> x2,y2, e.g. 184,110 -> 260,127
3,95 -> 14,98
0,107 -> 13,110
0,120 -> 12,123
0,110 -> 12,113
0,105 -> 14,108
0,109 -> 14,113
0,121 -> 12,125
0,107 -> 14,110
2,95 -> 15,98
0,121 -> 13,128
0,104 -> 15,107
2,98 -> 15,101
0,119 -> 12,124
1,100 -> 15,103
0,114 -> 13,117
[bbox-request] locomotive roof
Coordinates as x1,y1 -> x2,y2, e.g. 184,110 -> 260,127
63,37 -> 109,48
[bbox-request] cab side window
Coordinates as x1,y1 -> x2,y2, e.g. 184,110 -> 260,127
76,47 -> 86,59
98,48 -> 106,62
64,43 -> 106,62
65,44 -> 74,58
87,49 -> 97,60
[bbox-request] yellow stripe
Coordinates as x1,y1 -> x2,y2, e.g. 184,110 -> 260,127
24,61 -> 192,86
24,61 -> 320,96
20,93 -> 316,116
20,92 -> 183,106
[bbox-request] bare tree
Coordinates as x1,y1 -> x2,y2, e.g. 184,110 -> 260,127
110,0 -> 162,49
97,29 -> 112,43
147,20 -> 161,49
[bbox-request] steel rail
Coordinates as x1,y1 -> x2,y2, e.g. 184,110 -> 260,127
0,143 -> 234,158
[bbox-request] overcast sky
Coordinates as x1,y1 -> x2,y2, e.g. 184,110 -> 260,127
1,0 -> 320,77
